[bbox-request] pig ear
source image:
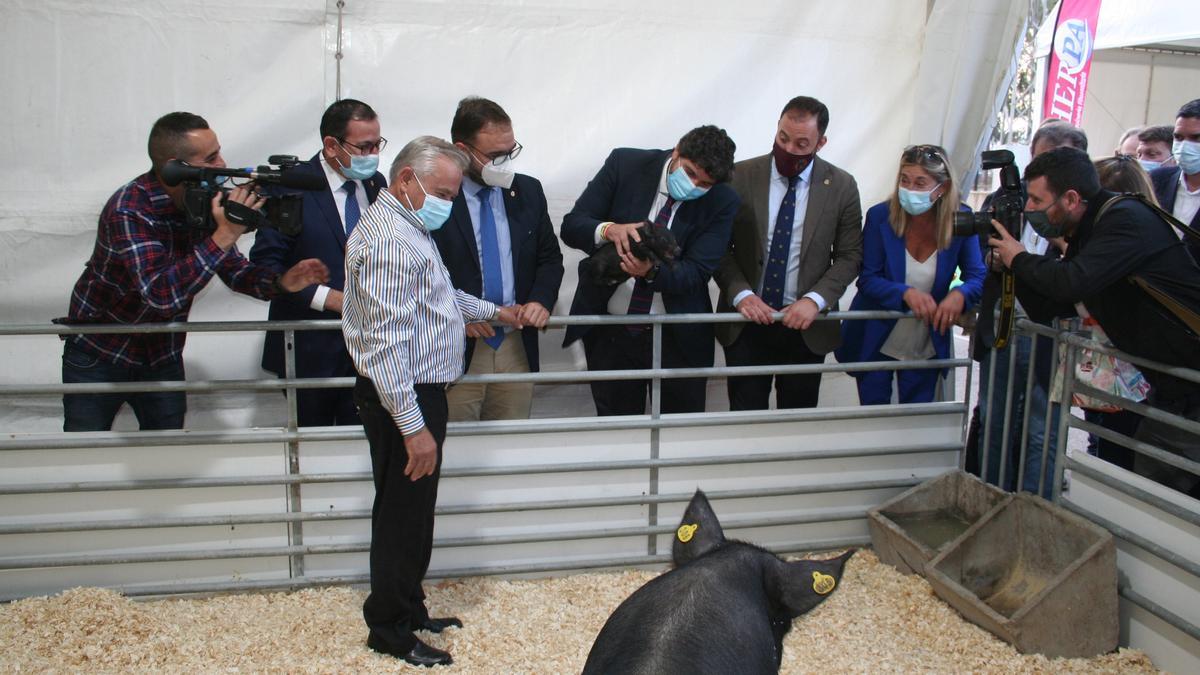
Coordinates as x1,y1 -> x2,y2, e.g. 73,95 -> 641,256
671,490 -> 727,566
772,549 -> 855,618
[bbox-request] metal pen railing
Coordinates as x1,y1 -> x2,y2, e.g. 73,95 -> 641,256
974,317 -> 1200,642
0,310 -> 969,600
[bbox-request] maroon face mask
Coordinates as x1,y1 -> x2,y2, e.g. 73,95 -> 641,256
772,141 -> 814,178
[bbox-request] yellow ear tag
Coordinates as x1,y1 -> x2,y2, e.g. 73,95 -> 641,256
677,523 -> 698,543
812,571 -> 836,595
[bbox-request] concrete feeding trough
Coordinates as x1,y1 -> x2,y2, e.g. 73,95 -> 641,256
924,493 -> 1118,658
868,470 -> 1011,575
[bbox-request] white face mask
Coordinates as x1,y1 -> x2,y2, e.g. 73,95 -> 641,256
480,158 -> 515,189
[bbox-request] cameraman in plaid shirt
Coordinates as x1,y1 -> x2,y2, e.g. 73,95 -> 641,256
59,112 -> 328,431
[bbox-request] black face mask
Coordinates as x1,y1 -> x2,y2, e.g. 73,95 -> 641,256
772,141 -> 814,178
1024,194 -> 1070,238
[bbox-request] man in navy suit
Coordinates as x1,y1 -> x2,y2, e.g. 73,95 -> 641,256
251,99 -> 387,427
561,125 -> 739,415
1150,98 -> 1200,264
432,97 -> 564,421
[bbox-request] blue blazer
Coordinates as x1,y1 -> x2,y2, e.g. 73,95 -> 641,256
431,173 -> 565,372
837,201 -> 986,373
249,154 -> 385,377
560,148 -> 739,367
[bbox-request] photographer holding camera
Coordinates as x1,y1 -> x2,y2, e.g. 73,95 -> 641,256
59,112 -> 329,432
990,146 -> 1200,497
969,124 -> 1087,497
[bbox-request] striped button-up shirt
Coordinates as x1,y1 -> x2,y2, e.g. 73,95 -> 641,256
343,189 -> 497,434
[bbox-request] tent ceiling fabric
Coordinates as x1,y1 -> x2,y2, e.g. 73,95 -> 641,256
1036,0 -> 1200,56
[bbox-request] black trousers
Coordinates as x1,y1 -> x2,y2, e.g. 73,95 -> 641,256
583,324 -> 706,415
723,323 -> 824,410
355,376 -> 447,652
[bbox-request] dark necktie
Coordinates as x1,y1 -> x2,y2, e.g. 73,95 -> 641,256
626,195 -> 676,330
760,175 -> 801,310
477,186 -> 506,350
343,181 -> 361,237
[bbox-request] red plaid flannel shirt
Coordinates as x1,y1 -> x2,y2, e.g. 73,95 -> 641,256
64,172 -> 277,367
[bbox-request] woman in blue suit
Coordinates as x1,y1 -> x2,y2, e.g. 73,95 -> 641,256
837,144 -> 985,404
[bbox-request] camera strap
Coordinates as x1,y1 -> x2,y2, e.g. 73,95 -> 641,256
1095,193 -> 1200,338
993,269 -> 1016,349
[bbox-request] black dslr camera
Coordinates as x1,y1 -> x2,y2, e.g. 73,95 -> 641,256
161,156 -> 324,236
952,149 -> 1023,239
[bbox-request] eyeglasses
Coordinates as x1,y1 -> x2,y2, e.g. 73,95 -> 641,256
468,141 -> 523,165
904,144 -> 948,165
338,137 -> 388,155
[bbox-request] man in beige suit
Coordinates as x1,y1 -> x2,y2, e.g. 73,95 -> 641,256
715,96 -> 863,409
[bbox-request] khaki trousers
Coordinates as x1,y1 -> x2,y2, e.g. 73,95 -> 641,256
446,330 -> 533,421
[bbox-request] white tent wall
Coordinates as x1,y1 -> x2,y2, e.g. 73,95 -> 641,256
1072,49 -> 1200,155
0,0 -> 1025,431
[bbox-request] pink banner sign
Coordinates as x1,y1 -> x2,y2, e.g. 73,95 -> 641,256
1043,0 -> 1103,125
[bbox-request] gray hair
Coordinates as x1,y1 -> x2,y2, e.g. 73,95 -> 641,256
1032,122 -> 1088,154
389,135 -> 470,182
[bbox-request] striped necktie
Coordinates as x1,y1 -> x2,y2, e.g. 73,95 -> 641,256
625,195 -> 675,330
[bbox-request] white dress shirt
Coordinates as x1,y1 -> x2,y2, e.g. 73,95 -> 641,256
310,154 -> 370,311
342,190 -> 497,435
1172,172 -> 1200,236
731,160 -> 827,311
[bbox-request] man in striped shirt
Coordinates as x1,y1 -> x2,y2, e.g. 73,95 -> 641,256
342,136 -> 521,667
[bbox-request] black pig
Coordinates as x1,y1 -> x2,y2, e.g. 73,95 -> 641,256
582,490 -> 854,674
579,221 -> 682,287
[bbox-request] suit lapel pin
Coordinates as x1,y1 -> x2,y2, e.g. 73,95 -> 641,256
823,178 -> 831,185
510,190 -> 516,197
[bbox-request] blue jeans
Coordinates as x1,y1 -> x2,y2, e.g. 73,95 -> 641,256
977,334 -> 1060,497
62,341 -> 186,431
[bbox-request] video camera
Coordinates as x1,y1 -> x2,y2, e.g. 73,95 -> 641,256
951,149 -> 1023,239
161,156 -> 325,237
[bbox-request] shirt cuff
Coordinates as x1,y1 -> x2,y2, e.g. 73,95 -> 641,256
733,290 -> 755,307
392,403 -> 426,436
802,291 -> 827,312
594,222 -> 614,246
310,285 -> 331,312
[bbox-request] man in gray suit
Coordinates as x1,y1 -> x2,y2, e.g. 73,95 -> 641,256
715,96 -> 863,409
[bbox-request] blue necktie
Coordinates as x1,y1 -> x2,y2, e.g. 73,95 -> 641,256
343,181 -> 361,237
761,175 -> 800,310
477,186 -> 506,350
625,196 -> 676,332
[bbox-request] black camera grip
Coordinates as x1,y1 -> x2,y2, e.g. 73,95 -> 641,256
223,199 -> 265,231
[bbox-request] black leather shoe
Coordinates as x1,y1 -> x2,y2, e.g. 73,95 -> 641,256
413,616 -> 463,633
367,633 -> 453,667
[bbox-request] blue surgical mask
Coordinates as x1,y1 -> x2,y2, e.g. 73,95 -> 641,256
340,153 -> 380,181
406,172 -> 453,231
897,185 -> 940,216
1138,159 -> 1163,172
1174,139 -> 1200,175
667,165 -> 709,201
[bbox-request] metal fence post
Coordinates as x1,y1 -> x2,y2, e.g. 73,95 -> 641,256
283,329 -> 304,578
647,320 -> 662,557
1051,335 -> 1076,503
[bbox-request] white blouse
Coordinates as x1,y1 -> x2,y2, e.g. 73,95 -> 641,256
880,249 -> 938,361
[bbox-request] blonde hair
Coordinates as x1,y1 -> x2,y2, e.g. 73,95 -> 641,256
1094,155 -> 1159,205
887,144 -> 959,250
